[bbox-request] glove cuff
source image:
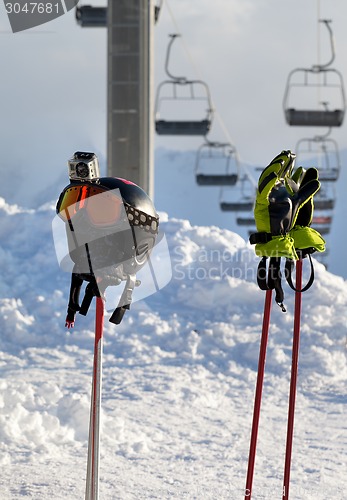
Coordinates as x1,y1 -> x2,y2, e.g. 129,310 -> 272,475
254,235 -> 298,260
289,226 -> 326,253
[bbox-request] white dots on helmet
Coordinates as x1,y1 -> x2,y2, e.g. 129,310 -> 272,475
124,204 -> 159,235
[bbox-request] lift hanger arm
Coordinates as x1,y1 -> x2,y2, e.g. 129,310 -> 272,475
313,19 -> 335,71
165,34 -> 186,81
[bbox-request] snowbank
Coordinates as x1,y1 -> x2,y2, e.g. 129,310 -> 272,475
0,197 -> 346,499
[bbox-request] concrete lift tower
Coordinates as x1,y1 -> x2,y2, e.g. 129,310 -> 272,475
76,2 -> 155,198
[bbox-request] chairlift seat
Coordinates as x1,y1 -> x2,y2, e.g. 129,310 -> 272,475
220,201 -> 254,212
312,216 -> 332,224
155,119 -> 211,136
196,174 -> 238,186
285,108 -> 344,127
314,226 -> 330,235
236,217 -> 255,226
314,199 -> 335,210
318,168 -> 339,182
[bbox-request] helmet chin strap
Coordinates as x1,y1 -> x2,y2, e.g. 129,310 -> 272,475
109,273 -> 138,324
65,266 -> 139,328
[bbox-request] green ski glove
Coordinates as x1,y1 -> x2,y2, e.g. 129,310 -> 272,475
250,150 -> 322,260
288,167 -> 325,256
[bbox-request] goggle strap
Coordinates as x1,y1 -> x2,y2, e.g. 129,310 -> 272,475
125,204 -> 159,235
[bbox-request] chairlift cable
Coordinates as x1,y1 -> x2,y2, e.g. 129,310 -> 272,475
316,1 -> 321,105
214,110 -> 256,185
317,0 -> 321,68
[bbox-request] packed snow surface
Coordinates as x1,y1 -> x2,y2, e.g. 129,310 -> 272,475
0,197 -> 346,499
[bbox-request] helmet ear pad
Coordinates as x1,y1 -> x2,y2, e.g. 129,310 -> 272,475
123,226 -> 157,273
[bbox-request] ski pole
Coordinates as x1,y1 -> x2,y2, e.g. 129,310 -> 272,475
85,296 -> 105,500
245,288 -> 273,499
282,258 -> 303,500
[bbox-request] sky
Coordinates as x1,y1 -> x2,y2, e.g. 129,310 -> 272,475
1,0 -> 347,194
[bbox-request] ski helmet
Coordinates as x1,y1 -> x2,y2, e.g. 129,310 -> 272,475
56,173 -> 159,280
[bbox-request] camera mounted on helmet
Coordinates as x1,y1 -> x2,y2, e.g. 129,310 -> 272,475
68,151 -> 100,182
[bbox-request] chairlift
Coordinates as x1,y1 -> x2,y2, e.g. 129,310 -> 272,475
155,34 -> 214,136
219,175 -> 255,212
283,20 -> 346,127
295,133 -> 341,182
314,198 -> 335,210
75,5 -> 107,27
221,201 -> 254,212
313,179 -> 336,210
195,140 -> 239,186
312,215 -> 332,224
154,0 -> 163,23
236,217 -> 255,226
314,226 -> 330,235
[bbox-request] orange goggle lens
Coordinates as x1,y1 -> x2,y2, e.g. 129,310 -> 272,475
57,185 -> 123,226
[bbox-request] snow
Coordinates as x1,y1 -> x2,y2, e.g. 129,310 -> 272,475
0,192 -> 346,499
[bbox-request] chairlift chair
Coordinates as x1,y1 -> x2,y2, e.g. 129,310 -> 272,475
155,82 -> 213,136
220,201 -> 254,212
313,180 -> 336,210
195,141 -> 239,186
312,215 -> 332,225
75,5 -> 107,27
283,20 -> 346,127
314,226 -> 330,235
314,198 -> 335,210
155,35 -> 214,136
236,217 -> 255,226
219,175 -> 255,212
295,135 -> 341,182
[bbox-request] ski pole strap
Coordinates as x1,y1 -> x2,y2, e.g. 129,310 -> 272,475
79,278 -> 101,316
249,232 -> 273,245
66,273 -> 84,326
109,274 -> 137,325
257,257 -> 286,312
285,254 -> 315,293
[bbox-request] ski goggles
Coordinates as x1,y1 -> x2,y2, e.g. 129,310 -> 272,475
57,184 -> 125,227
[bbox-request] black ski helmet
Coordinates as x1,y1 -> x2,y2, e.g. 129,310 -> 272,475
56,176 -> 159,278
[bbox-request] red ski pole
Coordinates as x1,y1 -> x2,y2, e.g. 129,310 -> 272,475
282,258 -> 303,500
244,288 -> 273,499
85,296 -> 105,500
